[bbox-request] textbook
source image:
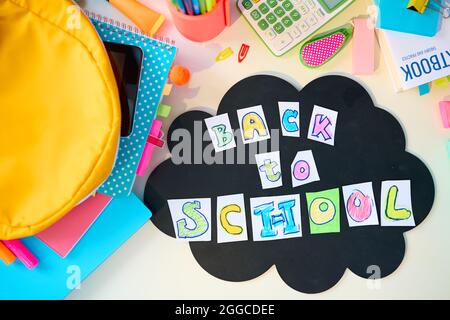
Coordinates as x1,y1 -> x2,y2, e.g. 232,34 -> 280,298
378,18 -> 450,92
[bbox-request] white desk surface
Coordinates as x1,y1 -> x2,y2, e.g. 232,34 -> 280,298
69,0 -> 450,299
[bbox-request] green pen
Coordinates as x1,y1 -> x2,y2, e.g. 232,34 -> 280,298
199,0 -> 206,14
206,0 -> 216,12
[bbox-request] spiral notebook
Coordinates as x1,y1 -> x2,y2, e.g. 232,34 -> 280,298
85,11 -> 177,198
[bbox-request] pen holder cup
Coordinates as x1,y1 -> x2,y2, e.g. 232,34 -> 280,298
167,0 -> 231,42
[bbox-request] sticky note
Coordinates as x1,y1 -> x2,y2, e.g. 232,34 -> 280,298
167,198 -> 211,241
342,182 -> 379,227
380,180 -> 415,227
352,17 -> 375,75
255,151 -> 283,189
237,105 -> 270,144
204,113 -> 236,152
434,77 -> 449,87
36,194 -> 112,258
216,194 -> 248,243
278,102 -> 300,137
308,105 -> 338,146
157,103 -> 172,118
250,194 -> 302,241
162,84 -> 173,96
290,150 -> 320,188
306,188 -> 340,234
418,83 -> 430,96
439,101 -> 450,128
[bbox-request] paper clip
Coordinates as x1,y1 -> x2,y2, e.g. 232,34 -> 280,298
407,0 -> 450,18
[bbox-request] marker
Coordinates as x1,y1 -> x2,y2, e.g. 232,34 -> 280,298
238,44 -> 250,63
175,0 -> 186,14
0,241 -> 16,265
2,240 -> 39,270
136,120 -> 164,176
183,0 -> 194,15
206,0 -> 215,12
199,0 -> 207,14
192,0 -> 201,14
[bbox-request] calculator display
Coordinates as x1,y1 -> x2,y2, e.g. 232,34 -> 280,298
318,0 -> 348,12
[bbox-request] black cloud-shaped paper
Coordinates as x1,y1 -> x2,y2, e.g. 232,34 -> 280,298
144,75 -> 434,293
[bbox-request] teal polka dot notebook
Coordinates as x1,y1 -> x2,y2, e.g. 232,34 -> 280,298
88,14 -> 177,197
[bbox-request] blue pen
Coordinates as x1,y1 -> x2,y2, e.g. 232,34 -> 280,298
192,0 -> 201,15
175,0 -> 186,14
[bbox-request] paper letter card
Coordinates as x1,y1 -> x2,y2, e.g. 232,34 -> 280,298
255,151 -> 283,189
342,182 -> 379,227
204,114 -> 236,153
306,188 -> 340,234
308,105 -> 338,146
290,150 -> 320,188
216,194 -> 248,243
167,198 -> 212,241
237,105 -> 271,144
250,194 -> 302,241
380,180 -> 415,227
278,102 -> 300,137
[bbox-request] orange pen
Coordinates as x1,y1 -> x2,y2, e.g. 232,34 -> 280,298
0,241 -> 16,265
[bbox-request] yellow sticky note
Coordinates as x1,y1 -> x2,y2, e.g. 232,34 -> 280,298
434,77 -> 449,87
162,84 -> 173,96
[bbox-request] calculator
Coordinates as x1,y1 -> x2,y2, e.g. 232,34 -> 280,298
238,0 -> 354,56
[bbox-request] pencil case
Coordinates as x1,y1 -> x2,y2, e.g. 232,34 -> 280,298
167,0 -> 231,42
0,0 -> 121,240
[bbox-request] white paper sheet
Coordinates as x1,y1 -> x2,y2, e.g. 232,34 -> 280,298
216,194 -> 248,243
167,198 -> 212,241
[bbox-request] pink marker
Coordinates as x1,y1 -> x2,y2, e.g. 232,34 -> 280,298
136,120 -> 163,176
2,239 -> 39,270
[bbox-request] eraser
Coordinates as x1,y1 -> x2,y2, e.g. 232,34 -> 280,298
352,18 -> 375,75
439,101 -> 450,128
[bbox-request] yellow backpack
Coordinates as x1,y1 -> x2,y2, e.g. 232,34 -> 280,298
0,0 -> 121,239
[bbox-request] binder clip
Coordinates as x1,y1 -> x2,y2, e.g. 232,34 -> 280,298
407,0 -> 450,18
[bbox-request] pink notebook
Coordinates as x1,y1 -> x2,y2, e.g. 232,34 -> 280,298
37,193 -> 112,258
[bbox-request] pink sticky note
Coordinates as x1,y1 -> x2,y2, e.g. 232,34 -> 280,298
439,101 -> 450,128
352,18 -> 375,75
36,193 -> 112,258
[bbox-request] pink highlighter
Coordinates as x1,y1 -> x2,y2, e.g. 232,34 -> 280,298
2,239 -> 39,270
136,119 -> 164,176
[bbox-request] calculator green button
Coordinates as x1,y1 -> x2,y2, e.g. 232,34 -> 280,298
281,16 -> 292,27
242,0 -> 253,10
282,0 -> 293,11
274,22 -> 285,33
290,9 -> 301,21
266,12 -> 277,23
274,6 -> 285,17
258,19 -> 269,30
267,0 -> 277,8
259,3 -> 269,14
250,9 -> 261,20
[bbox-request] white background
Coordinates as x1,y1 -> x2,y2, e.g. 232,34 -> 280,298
70,0 -> 450,299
